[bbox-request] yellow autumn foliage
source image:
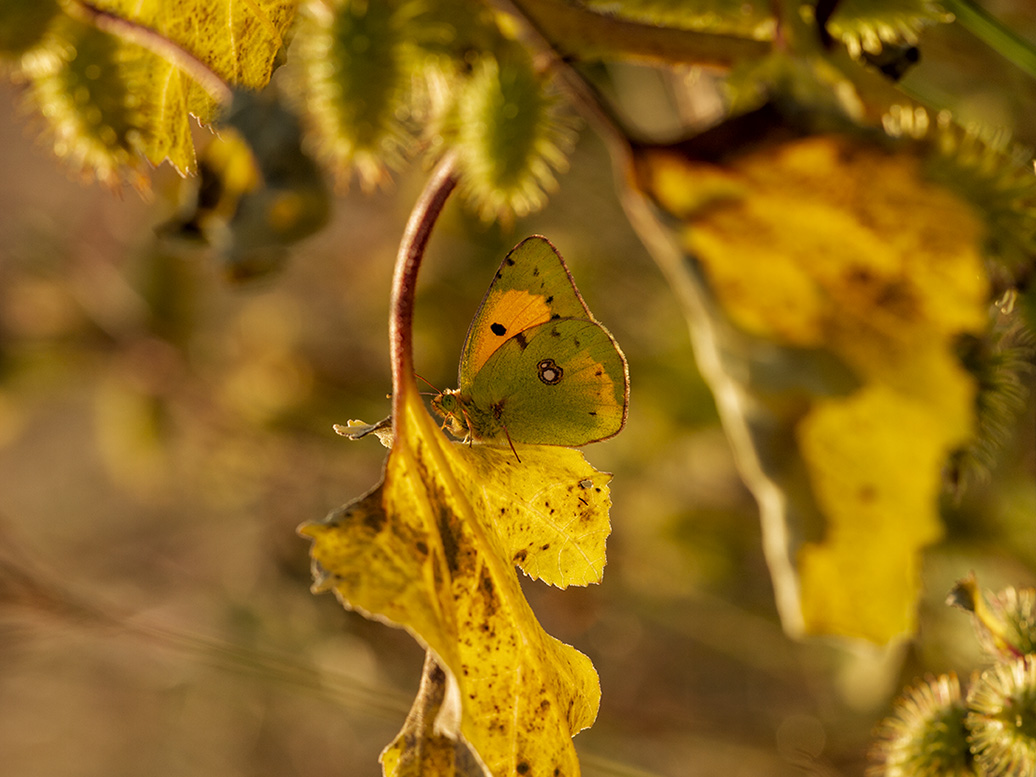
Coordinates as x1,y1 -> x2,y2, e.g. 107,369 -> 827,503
20,0 -> 295,180
637,130 -> 989,642
300,377 -> 607,776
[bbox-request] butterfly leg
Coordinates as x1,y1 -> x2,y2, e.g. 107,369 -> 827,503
501,424 -> 522,464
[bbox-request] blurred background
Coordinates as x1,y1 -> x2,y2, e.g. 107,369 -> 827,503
2,5 -> 1036,774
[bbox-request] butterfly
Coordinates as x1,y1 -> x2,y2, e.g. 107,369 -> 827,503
431,236 -> 628,447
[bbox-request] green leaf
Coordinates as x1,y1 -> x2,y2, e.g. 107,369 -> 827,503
578,0 -> 775,40
505,0 -> 770,67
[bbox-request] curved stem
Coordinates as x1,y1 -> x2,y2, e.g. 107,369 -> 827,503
67,0 -> 233,107
390,153 -> 459,423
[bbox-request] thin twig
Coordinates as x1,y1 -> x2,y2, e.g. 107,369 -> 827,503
943,0 -> 1036,81
503,0 -> 771,69
66,0 -> 233,107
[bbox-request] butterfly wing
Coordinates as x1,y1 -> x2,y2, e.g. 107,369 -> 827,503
458,236 -> 593,391
467,318 -> 629,446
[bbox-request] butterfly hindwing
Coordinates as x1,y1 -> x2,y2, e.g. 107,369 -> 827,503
459,236 -> 592,388
468,318 -> 628,446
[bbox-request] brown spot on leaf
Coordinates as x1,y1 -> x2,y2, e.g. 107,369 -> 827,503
437,508 -> 460,572
363,510 -> 386,532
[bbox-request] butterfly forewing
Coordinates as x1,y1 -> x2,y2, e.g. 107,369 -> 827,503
459,236 -> 593,388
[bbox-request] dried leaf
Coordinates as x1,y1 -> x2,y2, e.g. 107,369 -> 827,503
300,376 -> 606,775
629,105 -> 989,642
381,653 -> 488,777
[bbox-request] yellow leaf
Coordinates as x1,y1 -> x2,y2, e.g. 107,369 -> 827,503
451,444 -> 611,589
796,375 -> 970,640
300,377 -> 606,776
22,1 -> 296,180
96,0 -> 296,172
632,115 -> 989,643
646,135 -> 988,353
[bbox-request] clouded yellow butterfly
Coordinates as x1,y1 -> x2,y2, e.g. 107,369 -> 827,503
431,236 -> 629,446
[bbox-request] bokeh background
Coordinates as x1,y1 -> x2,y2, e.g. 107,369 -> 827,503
2,6 -> 1036,774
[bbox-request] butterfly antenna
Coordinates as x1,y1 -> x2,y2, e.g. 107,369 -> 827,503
414,373 -> 441,393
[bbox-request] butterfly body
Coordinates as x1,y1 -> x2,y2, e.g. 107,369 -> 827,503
431,236 -> 628,447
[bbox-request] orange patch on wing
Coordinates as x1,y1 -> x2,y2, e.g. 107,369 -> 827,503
569,353 -> 620,405
468,289 -> 554,374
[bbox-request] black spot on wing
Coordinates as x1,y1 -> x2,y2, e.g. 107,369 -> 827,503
514,331 -> 529,350
491,322 -> 507,336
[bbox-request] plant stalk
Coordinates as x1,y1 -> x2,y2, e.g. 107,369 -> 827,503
944,0 -> 1036,81
390,153 -> 459,421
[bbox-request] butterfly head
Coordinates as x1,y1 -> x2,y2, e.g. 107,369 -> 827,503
431,389 -> 472,440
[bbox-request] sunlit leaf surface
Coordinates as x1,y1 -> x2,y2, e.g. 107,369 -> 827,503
633,116 -> 988,643
300,377 -> 607,775
97,0 -> 296,170
18,0 -> 296,181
